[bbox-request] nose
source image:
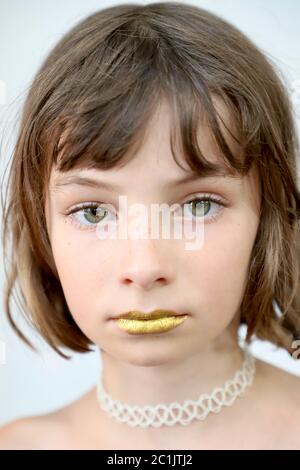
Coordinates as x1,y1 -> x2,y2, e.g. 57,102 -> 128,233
119,239 -> 174,290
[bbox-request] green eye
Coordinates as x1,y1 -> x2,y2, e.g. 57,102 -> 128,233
67,203 -> 114,230
181,196 -> 225,223
187,199 -> 211,217
82,206 -> 107,224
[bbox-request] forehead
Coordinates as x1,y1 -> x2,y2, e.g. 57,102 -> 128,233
50,95 -> 242,185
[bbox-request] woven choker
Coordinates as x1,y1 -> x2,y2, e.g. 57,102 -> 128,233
96,347 -> 256,428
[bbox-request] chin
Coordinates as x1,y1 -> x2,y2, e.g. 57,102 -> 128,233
123,346 -> 185,367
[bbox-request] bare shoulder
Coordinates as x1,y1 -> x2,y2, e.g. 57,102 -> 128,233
0,411 -> 70,450
0,400 -> 83,450
255,356 -> 300,400
254,356 -> 300,448
0,386 -> 100,450
0,386 -> 98,450
0,416 -> 44,450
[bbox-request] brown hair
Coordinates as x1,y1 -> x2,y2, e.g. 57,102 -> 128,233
1,2 -> 300,359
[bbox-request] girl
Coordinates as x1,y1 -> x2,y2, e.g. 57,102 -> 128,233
1,1 -> 300,450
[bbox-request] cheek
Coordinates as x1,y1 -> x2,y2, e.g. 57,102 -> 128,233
50,223 -> 112,325
186,211 -> 258,321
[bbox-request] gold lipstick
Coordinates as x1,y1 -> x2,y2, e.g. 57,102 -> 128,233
114,309 -> 188,334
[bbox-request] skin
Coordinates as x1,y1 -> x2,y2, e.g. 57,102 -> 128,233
1,97 -> 300,450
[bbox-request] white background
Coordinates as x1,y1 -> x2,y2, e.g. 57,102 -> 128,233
0,0 -> 300,426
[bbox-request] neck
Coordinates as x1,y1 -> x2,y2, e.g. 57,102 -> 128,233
99,337 -> 245,406
83,329 -> 257,448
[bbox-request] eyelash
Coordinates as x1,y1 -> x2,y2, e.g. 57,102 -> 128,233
64,194 -> 227,231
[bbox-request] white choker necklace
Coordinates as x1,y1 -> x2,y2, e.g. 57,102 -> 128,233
96,347 -> 256,428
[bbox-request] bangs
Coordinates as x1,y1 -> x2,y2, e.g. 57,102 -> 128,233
40,18 -> 253,183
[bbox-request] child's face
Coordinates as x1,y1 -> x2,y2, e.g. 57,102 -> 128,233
45,98 -> 261,364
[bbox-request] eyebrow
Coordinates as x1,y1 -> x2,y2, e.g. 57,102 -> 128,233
53,166 -> 233,192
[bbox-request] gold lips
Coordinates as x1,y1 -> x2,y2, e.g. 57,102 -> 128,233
115,310 -> 188,334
